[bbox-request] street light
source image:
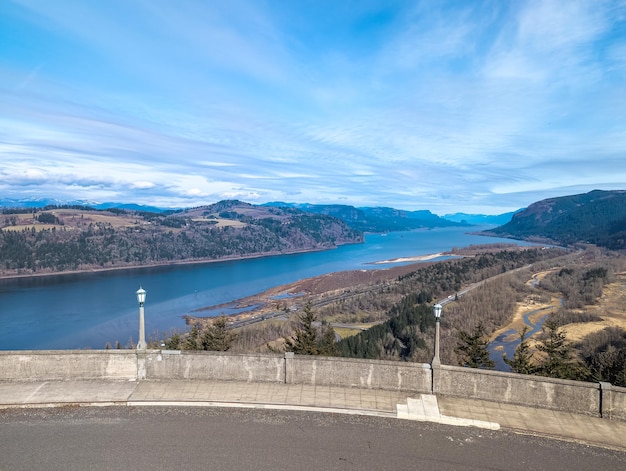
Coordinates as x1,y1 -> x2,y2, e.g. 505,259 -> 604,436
432,303 -> 442,366
136,286 -> 147,350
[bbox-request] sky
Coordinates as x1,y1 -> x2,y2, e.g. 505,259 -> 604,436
1,0 -> 625,215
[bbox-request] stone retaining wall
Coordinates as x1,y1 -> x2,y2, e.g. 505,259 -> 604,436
145,350 -> 285,383
435,365 -> 600,417
603,383 -> 626,420
288,354 -> 432,392
0,350 -> 137,381
0,350 -> 622,420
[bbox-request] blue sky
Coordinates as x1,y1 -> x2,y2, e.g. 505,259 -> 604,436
1,0 -> 625,215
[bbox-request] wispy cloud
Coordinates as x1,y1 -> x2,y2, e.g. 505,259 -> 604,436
1,0 -> 625,213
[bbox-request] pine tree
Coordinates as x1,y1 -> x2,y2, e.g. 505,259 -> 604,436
534,320 -> 589,380
318,325 -> 339,356
164,332 -> 181,350
284,302 -> 320,355
456,322 -> 495,369
185,324 -> 201,350
503,326 -> 534,374
201,315 -> 236,351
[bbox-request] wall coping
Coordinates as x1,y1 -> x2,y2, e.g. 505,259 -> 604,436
156,350 -> 283,358
291,355 -> 431,369
0,349 -> 140,356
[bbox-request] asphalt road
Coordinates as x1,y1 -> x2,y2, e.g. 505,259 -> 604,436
1,407 -> 624,471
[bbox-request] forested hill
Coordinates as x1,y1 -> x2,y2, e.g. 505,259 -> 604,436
0,200 -> 362,277
263,202 -> 464,232
484,190 -> 626,250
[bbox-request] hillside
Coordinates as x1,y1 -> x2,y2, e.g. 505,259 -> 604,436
263,202 -> 464,232
483,190 -> 626,249
443,211 -> 520,226
0,200 -> 362,277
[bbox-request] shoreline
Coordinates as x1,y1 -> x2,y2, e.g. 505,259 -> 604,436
189,254 -> 447,319
369,252 -> 449,264
0,246 -> 337,282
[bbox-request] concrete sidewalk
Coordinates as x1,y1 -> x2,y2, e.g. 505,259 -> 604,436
0,379 -> 624,452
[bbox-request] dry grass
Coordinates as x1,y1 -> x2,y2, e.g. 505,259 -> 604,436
334,327 -> 362,339
489,270 -> 626,344
564,274 -> 626,341
191,217 -> 247,228
1,209 -> 139,231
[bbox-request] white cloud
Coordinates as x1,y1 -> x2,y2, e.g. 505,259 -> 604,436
1,0 -> 625,214
131,181 -> 155,190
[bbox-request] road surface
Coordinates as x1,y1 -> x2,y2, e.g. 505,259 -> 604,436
0,406 -> 624,471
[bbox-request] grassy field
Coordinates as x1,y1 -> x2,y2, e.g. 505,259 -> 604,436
1,208 -> 249,232
1,209 -> 139,232
191,217 -> 247,228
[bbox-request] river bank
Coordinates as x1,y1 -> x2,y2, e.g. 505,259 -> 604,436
0,246 -> 338,282
188,256 -> 445,323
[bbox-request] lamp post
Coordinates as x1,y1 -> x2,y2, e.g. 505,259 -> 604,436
432,303 -> 442,366
136,286 -> 147,350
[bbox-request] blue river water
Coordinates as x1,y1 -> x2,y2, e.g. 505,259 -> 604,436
0,226 -> 535,350
488,306 -> 556,371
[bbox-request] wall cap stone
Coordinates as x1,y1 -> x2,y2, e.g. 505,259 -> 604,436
292,355 -> 431,369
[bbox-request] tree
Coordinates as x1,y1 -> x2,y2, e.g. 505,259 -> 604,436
177,317 -> 235,351
534,320 -> 589,380
503,327 -> 535,374
164,332 -> 181,350
318,325 -> 339,356
456,322 -> 495,369
201,315 -> 236,351
184,324 -> 201,350
284,302 -> 320,355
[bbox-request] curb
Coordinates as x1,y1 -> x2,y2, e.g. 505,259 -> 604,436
127,400 -> 398,418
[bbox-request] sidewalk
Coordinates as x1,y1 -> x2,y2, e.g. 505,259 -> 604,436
0,379 -> 624,452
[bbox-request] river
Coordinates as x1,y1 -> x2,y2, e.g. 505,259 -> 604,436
488,306 -> 556,371
0,226 -> 536,350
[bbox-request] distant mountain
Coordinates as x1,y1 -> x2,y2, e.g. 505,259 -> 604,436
0,197 -> 96,209
262,202 -> 465,232
443,211 -> 521,226
0,198 -> 168,213
484,190 -> 626,250
91,202 -> 168,213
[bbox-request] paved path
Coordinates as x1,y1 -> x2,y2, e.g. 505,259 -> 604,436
1,379 -> 624,452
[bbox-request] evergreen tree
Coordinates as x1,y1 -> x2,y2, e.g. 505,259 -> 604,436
185,324 -> 201,350
503,326 -> 535,374
201,315 -> 236,351
534,320 -> 589,380
456,322 -> 495,369
284,302 -> 320,355
318,325 -> 339,356
164,332 -> 181,350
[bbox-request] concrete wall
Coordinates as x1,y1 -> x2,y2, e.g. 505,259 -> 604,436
144,352 -> 432,393
436,365 -> 600,417
603,383 -> 626,421
289,355 -> 432,393
0,350 -> 137,381
0,350 -> 623,421
145,351 -> 285,383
